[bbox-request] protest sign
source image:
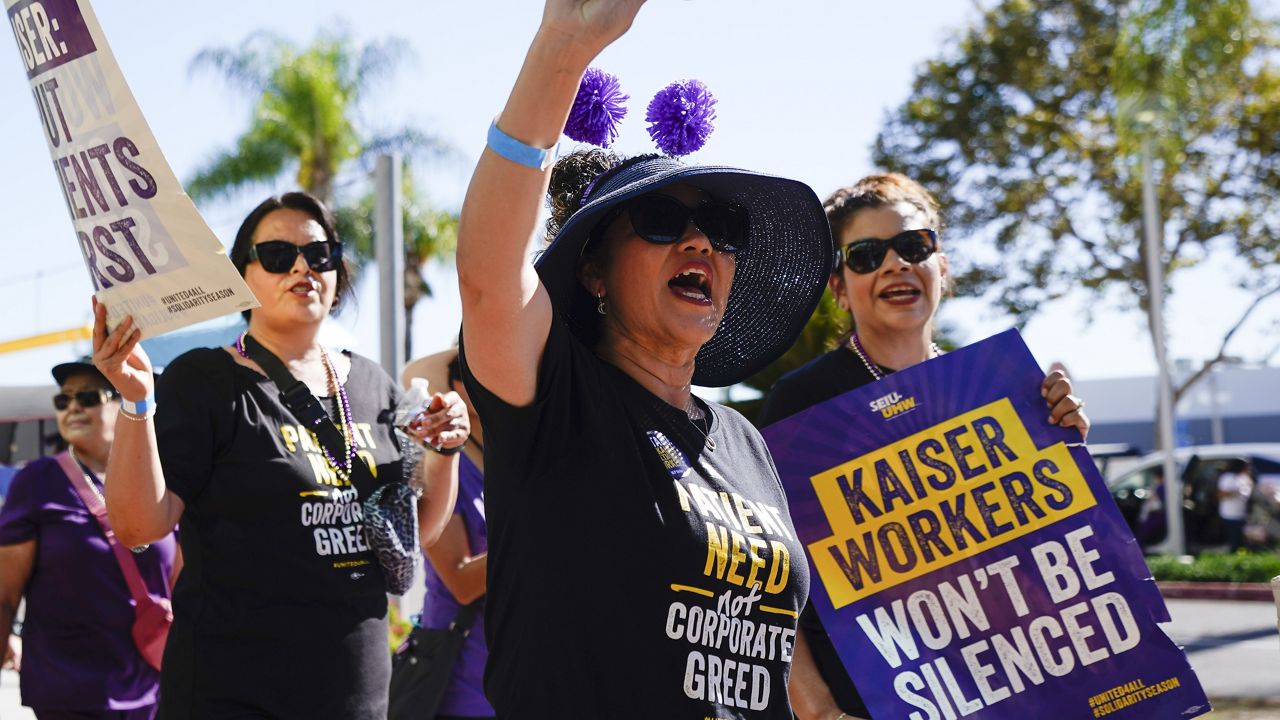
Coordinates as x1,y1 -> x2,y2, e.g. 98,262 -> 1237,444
763,330 -> 1209,720
6,0 -> 256,337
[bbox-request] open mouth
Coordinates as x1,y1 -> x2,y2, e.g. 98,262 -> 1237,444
879,284 -> 921,304
668,266 -> 712,305
290,280 -> 318,296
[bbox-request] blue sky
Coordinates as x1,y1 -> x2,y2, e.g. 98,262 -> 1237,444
1,0 -> 1275,387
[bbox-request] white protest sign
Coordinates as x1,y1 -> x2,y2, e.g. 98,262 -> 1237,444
6,0 -> 258,337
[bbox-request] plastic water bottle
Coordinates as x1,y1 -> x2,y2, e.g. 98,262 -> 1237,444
393,377 -> 431,431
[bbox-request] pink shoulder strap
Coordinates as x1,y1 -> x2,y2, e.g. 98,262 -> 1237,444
55,450 -> 152,603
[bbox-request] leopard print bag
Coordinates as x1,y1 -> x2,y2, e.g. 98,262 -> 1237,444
362,479 -> 420,595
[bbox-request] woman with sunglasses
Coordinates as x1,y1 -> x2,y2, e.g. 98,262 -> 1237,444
0,358 -> 178,720
759,174 -> 1089,720
90,191 -> 468,719
454,1 -> 832,716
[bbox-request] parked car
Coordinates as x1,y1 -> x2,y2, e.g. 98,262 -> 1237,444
1106,444 -> 1280,554
1087,443 -> 1142,481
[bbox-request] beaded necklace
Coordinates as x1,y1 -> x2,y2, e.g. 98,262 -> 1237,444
236,331 -> 357,481
846,334 -> 941,381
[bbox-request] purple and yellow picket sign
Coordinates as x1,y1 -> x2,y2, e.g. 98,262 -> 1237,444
5,0 -> 256,336
763,330 -> 1209,719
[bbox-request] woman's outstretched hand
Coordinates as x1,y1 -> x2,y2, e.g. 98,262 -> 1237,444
90,296 -> 154,403
539,0 -> 647,56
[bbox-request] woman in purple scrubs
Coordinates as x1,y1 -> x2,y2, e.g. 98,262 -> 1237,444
0,358 -> 178,720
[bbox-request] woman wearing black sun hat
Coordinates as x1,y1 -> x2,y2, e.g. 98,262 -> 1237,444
454,0 -> 833,717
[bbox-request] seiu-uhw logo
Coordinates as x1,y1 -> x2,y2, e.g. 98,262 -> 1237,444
868,391 -> 918,419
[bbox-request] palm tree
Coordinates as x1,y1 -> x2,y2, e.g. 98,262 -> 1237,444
186,30 -> 457,358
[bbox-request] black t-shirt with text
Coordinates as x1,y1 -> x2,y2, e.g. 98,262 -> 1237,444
154,347 -> 403,720
462,319 -> 810,719
758,346 -> 880,719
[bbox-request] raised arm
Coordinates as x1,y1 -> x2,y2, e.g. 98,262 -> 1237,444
456,0 -> 645,406
91,300 -> 184,547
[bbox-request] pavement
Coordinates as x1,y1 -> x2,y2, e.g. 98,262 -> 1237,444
1166,598 -> 1280,708
2,599 -> 1276,719
0,669 -> 27,720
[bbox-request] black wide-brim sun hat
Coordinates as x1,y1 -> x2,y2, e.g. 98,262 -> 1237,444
535,155 -> 833,388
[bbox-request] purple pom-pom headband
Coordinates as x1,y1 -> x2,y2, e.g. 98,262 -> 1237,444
646,79 -> 717,157
564,67 -> 629,147
564,68 -> 718,168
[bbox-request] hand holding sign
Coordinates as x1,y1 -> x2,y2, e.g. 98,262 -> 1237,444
6,0 -> 258,337
1042,370 -> 1089,437
90,296 -> 152,403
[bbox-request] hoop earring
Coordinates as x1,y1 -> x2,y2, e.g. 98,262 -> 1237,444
597,292 -> 607,316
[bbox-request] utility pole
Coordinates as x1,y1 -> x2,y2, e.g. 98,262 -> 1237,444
376,154 -> 405,382
1142,136 -> 1184,556
1209,366 -> 1224,446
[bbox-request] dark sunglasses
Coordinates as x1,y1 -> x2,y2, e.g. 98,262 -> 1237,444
595,194 -> 749,254
248,240 -> 343,273
53,389 -> 118,411
837,229 -> 938,274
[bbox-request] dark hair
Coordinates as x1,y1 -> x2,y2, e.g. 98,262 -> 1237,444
545,148 -> 622,242
825,174 -> 945,346
544,150 -> 662,348
824,173 -> 942,253
545,150 -> 667,244
228,191 -> 354,321
1226,458 -> 1251,474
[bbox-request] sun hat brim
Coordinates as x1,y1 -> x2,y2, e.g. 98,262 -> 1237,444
534,156 -> 833,387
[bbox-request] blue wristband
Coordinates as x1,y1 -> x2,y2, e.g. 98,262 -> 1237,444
121,395 -> 154,417
487,119 -> 557,171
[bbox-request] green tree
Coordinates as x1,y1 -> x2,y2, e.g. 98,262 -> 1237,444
872,0 -> 1280,403
731,291 -> 964,424
730,289 -> 846,422
186,30 -> 457,358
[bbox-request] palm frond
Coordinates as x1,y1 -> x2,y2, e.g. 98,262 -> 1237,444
186,134 -> 292,202
353,37 -> 414,99
361,128 -> 463,169
188,31 -> 285,94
